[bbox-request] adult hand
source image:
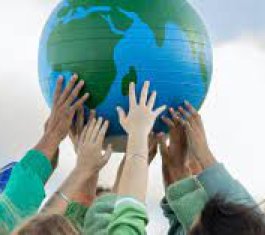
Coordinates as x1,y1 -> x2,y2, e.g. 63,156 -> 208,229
45,74 -> 89,141
175,101 -> 216,169
35,74 -> 89,161
117,81 -> 166,138
157,132 -> 191,188
76,118 -> 112,175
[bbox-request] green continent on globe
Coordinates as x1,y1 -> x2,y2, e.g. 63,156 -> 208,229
121,66 -> 137,96
47,0 -> 210,108
48,11 -> 131,108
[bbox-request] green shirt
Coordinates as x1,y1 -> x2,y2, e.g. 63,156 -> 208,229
65,194 -> 148,235
161,163 -> 256,235
0,150 -> 52,234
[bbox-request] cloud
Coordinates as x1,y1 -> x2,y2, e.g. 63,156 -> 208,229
1,1 -> 265,233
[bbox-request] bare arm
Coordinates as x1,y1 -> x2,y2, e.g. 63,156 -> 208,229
116,82 -> 166,202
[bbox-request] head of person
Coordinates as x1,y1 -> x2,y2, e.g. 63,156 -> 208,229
12,214 -> 79,235
189,196 -> 265,235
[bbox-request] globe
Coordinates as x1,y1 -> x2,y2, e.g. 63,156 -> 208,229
39,0 -> 212,151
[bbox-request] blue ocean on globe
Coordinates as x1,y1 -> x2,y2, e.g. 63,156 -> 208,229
39,0 -> 212,150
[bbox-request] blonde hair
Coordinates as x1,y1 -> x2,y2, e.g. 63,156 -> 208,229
12,214 -> 79,235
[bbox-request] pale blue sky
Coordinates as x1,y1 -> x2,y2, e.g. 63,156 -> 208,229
190,0 -> 265,42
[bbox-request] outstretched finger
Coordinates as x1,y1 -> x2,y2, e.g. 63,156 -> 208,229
184,100 -> 197,116
96,120 -> 109,144
88,110 -> 96,123
154,105 -> 167,117
129,82 -> 137,107
140,81 -> 150,106
77,107 -> 85,135
70,93 -> 89,113
169,108 -> 182,126
90,117 -> 103,142
85,118 -> 97,141
65,80 -> 85,106
59,74 -> 78,104
178,106 -> 191,121
53,76 -> 64,105
147,91 -> 157,110
162,116 -> 175,129
79,124 -> 88,144
103,144 -> 113,164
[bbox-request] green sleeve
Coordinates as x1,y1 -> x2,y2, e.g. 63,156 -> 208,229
165,177 -> 208,233
83,194 -> 148,235
0,150 -> 52,233
64,201 -> 88,232
107,197 -> 148,235
160,197 -> 185,235
197,163 -> 256,206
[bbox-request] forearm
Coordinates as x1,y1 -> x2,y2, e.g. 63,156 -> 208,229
195,148 -> 217,170
42,168 -> 97,214
34,132 -> 60,162
117,135 -> 149,202
113,156 -> 125,193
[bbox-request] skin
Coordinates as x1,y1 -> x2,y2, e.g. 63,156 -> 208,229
112,132 -> 158,194
158,105 -> 203,188
116,81 -> 166,202
175,101 -> 217,170
43,108 -> 112,214
34,74 -> 89,161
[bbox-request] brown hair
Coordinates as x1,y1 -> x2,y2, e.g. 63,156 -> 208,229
12,214 -> 79,235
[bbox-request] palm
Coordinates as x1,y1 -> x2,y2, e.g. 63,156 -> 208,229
168,123 -> 188,166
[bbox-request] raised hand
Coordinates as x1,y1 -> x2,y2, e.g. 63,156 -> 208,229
116,81 -> 166,201
117,81 -> 166,138
45,74 -> 89,142
175,101 -> 216,169
70,108 -> 96,153
76,118 -> 112,174
35,74 -> 89,161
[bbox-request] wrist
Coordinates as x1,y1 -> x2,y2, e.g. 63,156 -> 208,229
197,149 -> 216,169
168,165 -> 191,182
34,133 -> 61,161
72,167 -> 96,180
127,134 -> 149,157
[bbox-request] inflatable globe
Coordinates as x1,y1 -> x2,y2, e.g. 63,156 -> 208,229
39,0 -> 212,151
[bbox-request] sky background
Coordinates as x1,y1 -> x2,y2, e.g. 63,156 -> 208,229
0,0 -> 265,234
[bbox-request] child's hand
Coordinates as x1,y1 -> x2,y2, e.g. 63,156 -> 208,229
175,101 -> 216,169
117,81 -> 166,138
70,108 -> 96,153
76,118 -> 112,175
